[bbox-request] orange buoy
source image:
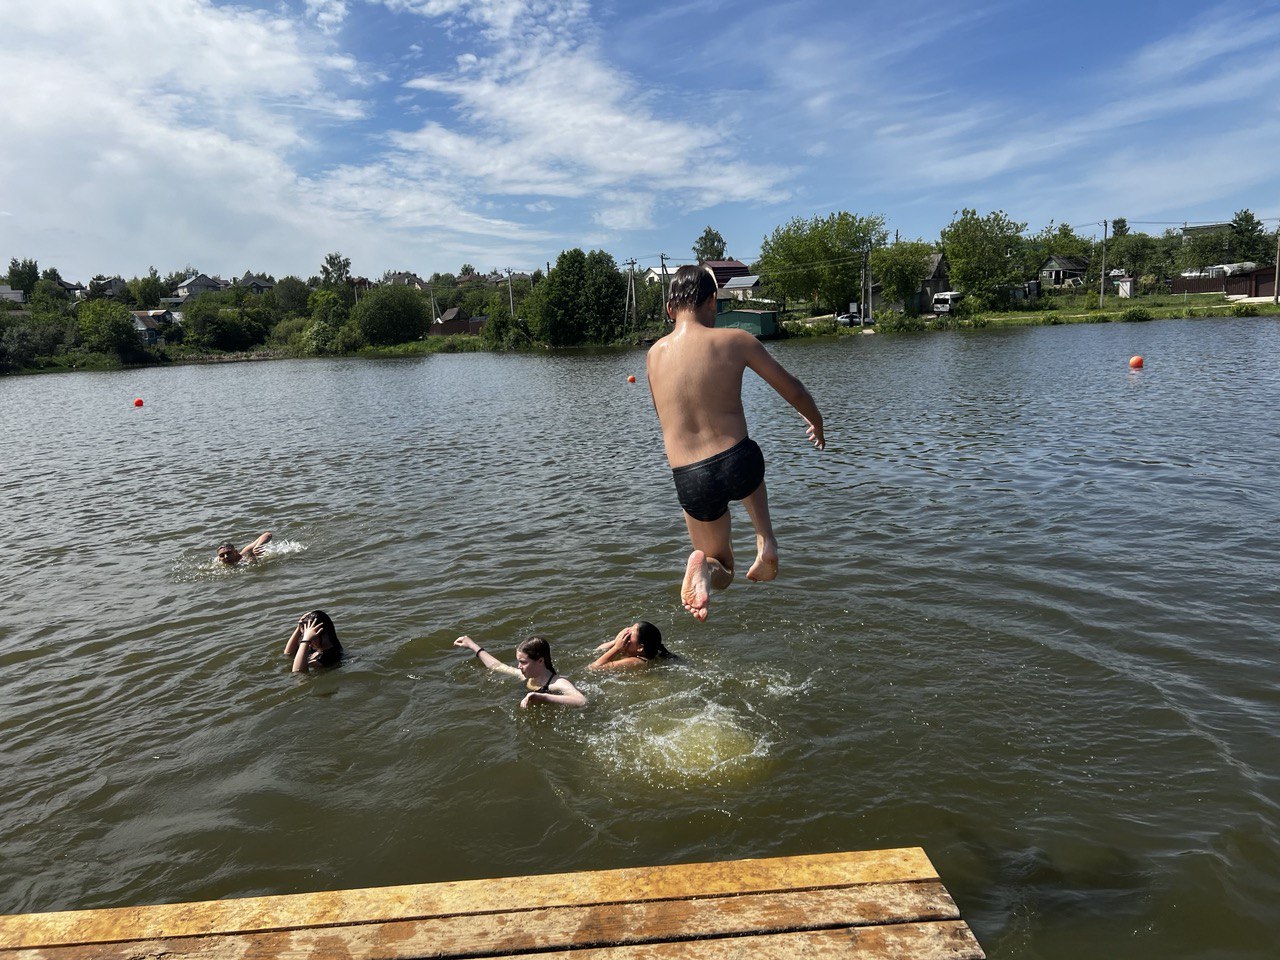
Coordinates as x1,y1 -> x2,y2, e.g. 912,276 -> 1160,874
627,375 -> 636,383
133,397 -> 144,407
1129,356 -> 1144,369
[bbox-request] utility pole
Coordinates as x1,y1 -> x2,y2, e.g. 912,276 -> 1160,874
659,253 -> 670,316
505,268 -> 515,318
622,258 -> 634,330
627,258 -> 638,331
1099,219 -> 1109,309
429,285 -> 437,322
1273,226 -> 1279,306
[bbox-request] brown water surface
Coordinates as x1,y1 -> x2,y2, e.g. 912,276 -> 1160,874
1,319 -> 1278,958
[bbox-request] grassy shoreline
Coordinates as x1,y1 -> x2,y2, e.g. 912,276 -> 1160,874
784,292 -> 1280,337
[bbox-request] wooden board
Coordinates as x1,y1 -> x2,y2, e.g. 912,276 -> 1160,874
0,848 -> 984,959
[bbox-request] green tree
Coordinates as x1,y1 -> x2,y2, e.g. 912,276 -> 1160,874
1107,231 -> 1159,278
78,298 -> 138,357
302,288 -> 350,354
1229,209 -> 1272,264
31,276 -> 69,305
319,252 -> 354,309
320,251 -> 351,287
939,209 -> 1028,307
1178,229 -> 1232,272
757,211 -> 887,315
351,284 -> 429,345
182,292 -> 267,351
274,276 -> 311,316
526,248 -> 627,346
871,241 -> 934,314
8,258 -> 39,297
1111,217 -> 1129,237
128,267 -> 163,309
693,226 -> 727,262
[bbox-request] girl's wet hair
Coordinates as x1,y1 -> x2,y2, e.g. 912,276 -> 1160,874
634,621 -> 671,659
667,264 -> 718,312
303,609 -> 339,646
517,635 -> 555,673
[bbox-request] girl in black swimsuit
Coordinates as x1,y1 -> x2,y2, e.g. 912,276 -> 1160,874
453,634 -> 587,708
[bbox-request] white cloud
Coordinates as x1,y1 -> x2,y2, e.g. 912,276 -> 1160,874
390,0 -> 786,209
305,0 -> 349,34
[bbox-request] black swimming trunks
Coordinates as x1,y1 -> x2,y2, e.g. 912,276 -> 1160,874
671,436 -> 765,523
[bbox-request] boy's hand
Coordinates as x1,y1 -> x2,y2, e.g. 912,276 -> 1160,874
806,418 -> 825,450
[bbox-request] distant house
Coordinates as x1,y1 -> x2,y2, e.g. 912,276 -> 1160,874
384,271 -> 426,289
641,266 -> 672,285
0,284 -> 24,303
55,278 -> 85,299
702,259 -> 751,287
1040,256 -> 1089,286
236,272 -> 275,295
434,306 -> 471,335
88,276 -> 129,299
176,273 -> 222,299
721,275 -> 762,301
921,252 -> 952,308
131,309 -> 173,346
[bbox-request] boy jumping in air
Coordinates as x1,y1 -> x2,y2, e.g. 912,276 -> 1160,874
646,264 -> 825,622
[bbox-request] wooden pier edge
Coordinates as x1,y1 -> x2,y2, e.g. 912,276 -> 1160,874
0,847 -> 985,959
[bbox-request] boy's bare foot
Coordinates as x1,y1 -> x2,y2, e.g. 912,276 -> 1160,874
681,550 -> 711,622
746,537 -> 778,582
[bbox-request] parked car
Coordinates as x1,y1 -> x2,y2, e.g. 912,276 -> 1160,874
931,291 -> 964,314
836,309 -> 872,326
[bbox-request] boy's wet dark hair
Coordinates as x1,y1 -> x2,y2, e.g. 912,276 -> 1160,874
667,264 -> 718,312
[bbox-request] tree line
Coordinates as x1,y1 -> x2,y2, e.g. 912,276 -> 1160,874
3,208 -> 1275,372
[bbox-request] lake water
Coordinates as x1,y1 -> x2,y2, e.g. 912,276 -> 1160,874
1,319 -> 1278,958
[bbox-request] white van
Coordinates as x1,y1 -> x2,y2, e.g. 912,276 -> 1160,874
932,291 -> 964,314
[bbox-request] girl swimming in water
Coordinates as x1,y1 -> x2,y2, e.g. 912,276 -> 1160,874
588,621 -> 674,671
454,634 -> 586,708
285,610 -> 343,672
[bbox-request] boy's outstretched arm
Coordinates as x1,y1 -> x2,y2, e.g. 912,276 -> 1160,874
742,338 -> 825,449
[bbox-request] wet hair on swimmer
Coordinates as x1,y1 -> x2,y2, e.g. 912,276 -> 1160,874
667,264 -> 718,312
217,541 -> 235,554
517,635 -> 555,673
634,621 -> 671,659
302,609 -> 340,646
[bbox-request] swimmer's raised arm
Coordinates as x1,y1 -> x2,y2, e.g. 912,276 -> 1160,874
454,635 -> 521,677
241,531 -> 273,560
284,617 -> 304,657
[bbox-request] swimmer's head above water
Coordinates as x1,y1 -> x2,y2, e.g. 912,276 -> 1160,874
216,542 -> 240,565
631,620 -> 670,660
515,635 -> 555,677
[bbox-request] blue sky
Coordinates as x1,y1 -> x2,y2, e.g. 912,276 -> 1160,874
3,0 -> 1278,282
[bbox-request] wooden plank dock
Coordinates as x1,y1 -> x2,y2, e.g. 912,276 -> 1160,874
0,848 -> 984,959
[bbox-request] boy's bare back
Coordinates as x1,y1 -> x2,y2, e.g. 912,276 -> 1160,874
646,322 -> 757,468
